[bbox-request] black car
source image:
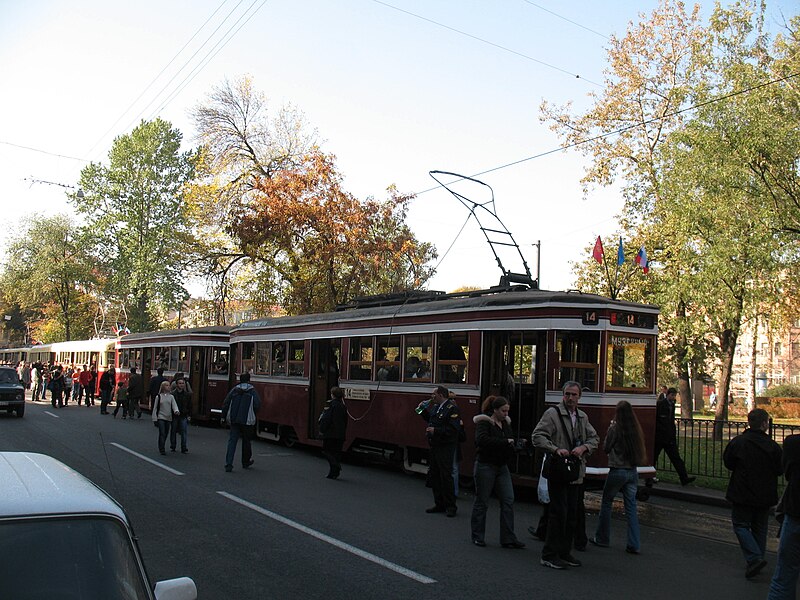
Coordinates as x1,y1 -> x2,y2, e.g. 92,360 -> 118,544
0,367 -> 24,417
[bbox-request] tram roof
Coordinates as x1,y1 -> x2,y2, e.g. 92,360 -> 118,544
233,287 -> 658,332
119,325 -> 233,344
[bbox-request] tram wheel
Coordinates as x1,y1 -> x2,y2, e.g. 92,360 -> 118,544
280,429 -> 298,448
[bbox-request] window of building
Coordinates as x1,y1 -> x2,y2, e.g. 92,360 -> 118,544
556,331 -> 599,392
605,334 -> 653,391
403,334 -> 432,382
349,337 -> 373,381
436,332 -> 468,384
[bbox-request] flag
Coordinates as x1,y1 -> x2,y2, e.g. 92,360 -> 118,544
617,238 -> 624,266
635,245 -> 648,268
592,236 -> 604,263
643,259 -> 650,274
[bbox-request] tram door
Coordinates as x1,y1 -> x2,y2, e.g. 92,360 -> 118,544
482,331 -> 547,476
309,338 -> 341,439
190,348 -> 206,419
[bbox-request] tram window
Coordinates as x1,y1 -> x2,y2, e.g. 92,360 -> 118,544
211,348 -> 229,375
255,342 -> 270,374
175,347 -> 189,372
436,332 -> 468,384
241,342 -> 255,374
120,350 -> 130,369
376,336 -> 400,381
556,331 -> 599,392
606,334 -> 653,391
105,351 -> 115,369
349,337 -> 373,381
403,335 -> 432,382
155,347 -> 170,370
288,340 -> 305,377
271,342 -> 287,376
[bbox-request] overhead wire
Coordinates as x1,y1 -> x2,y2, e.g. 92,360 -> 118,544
0,140 -> 89,163
519,0 -> 609,40
145,0 -> 269,121
84,0 -> 232,160
369,0 -> 601,87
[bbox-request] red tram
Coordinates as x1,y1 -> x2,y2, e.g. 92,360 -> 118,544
116,326 -> 232,420
227,288 -> 659,484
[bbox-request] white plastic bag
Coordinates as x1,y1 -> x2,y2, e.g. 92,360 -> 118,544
537,457 -> 550,504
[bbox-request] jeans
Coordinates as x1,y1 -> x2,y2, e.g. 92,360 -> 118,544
170,416 -> 189,451
156,419 -> 171,453
471,462 -> 518,544
731,503 -> 769,565
100,388 -> 112,413
543,480 -> 579,561
226,423 -> 254,468
594,467 -> 640,551
770,514 -> 800,599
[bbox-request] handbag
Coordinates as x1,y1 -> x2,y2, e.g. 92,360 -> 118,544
541,409 -> 582,484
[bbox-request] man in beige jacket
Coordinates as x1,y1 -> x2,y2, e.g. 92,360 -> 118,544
533,381 -> 599,570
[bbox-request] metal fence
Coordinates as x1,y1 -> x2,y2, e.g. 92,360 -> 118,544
656,418 -> 800,483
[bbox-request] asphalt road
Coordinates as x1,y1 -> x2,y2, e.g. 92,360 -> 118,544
0,396 -> 783,599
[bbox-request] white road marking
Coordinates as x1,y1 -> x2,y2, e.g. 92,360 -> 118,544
110,443 -> 185,476
217,491 -> 436,584
44,411 -> 60,418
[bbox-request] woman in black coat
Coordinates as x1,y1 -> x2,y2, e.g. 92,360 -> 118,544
319,386 -> 348,479
470,395 -> 525,548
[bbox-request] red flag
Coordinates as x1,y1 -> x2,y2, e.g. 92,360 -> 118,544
592,236 -> 604,263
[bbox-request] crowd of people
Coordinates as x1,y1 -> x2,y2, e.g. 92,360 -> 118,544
9,360 -> 99,409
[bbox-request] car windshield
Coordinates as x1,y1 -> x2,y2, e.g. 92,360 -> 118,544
0,370 -> 19,384
0,516 -> 151,600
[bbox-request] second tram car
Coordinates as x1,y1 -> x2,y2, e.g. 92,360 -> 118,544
228,288 -> 659,484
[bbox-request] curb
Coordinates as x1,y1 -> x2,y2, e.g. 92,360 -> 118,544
646,482 -> 730,509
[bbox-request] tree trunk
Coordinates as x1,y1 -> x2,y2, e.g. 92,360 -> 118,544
676,301 -> 693,419
713,327 -> 738,440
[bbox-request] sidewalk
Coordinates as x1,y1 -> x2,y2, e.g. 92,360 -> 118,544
646,480 -> 729,508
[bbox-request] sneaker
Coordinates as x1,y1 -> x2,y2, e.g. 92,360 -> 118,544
681,476 -> 696,486
626,546 -> 640,555
243,460 -> 254,469
561,555 -> 582,567
502,541 -> 526,549
528,525 -> 546,541
472,539 -> 486,547
225,465 -> 233,472
446,508 -> 457,518
745,559 -> 767,579
589,537 -> 609,548
181,449 -> 188,454
540,558 -> 568,570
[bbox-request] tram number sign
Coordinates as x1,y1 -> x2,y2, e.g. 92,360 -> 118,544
582,311 -> 599,325
344,386 -> 371,401
609,311 -> 654,329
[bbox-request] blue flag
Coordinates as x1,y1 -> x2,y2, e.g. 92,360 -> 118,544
617,238 -> 624,266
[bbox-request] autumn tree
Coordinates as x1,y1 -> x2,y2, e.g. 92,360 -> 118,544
233,150 -> 436,314
0,214 -> 98,341
73,118 -> 198,332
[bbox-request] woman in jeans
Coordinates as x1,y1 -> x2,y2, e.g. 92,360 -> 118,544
470,396 -> 525,549
590,400 -> 646,554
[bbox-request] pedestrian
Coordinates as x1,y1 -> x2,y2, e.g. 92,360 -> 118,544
769,432 -> 800,599
151,381 -> 179,456
50,366 -> 65,408
20,362 -> 30,390
112,380 -> 128,418
416,385 -> 462,518
654,387 -> 695,486
99,367 -> 115,414
221,372 -> 261,472
470,395 -> 525,549
86,364 -> 97,406
72,366 -> 82,405
30,363 -> 42,401
590,400 -> 646,554
63,365 -> 73,405
532,380 -> 599,570
170,377 -> 192,453
318,386 -> 348,479
127,367 -> 143,418
148,367 -> 166,410
724,408 -> 782,579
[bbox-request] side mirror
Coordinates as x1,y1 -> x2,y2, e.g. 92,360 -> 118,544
154,577 -> 197,600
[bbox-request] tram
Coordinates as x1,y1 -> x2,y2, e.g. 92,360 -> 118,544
228,287 -> 660,485
116,326 -> 232,420
0,346 -> 32,365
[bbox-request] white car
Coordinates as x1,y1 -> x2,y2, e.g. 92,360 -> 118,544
0,452 -> 197,600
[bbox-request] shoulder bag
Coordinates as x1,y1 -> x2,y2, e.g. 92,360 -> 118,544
541,409 -> 581,484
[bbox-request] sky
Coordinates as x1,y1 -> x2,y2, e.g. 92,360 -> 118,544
1,0 -> 796,296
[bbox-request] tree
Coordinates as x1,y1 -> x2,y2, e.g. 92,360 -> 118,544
0,214 -> 98,341
233,150 -> 437,314
74,119 -> 198,332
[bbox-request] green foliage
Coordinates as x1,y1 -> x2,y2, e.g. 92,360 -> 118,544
74,119 -> 197,332
762,385 -> 800,398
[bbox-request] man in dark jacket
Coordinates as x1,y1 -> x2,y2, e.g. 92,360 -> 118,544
416,385 -> 461,517
319,386 -> 348,479
769,432 -> 800,598
654,387 -> 695,486
222,373 -> 262,472
148,367 -> 167,409
127,367 -> 143,418
724,408 -> 782,579
170,377 -> 192,454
